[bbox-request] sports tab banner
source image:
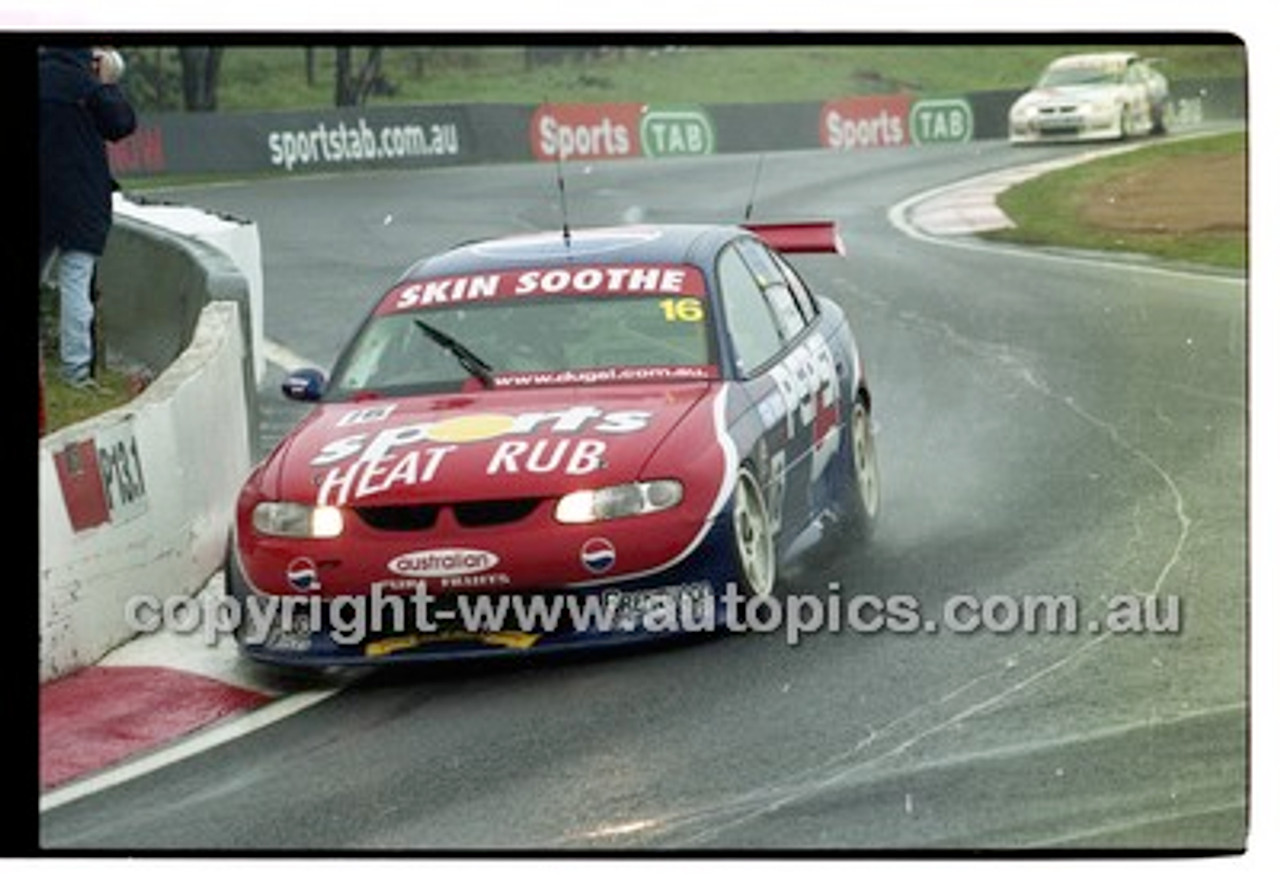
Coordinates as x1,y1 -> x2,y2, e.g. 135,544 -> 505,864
529,103 -> 645,162
819,95 -> 914,150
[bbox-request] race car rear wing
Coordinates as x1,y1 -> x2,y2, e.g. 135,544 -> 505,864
743,221 -> 845,256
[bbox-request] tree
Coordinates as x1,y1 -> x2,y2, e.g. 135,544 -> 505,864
334,47 -> 385,107
178,47 -> 224,111
118,48 -> 181,112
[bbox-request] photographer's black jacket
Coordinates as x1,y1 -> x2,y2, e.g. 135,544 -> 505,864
38,47 -> 137,258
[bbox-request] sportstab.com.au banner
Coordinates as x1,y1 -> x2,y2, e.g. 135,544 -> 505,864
264,116 -> 462,172
107,104 -> 533,177
104,94 -> 1021,178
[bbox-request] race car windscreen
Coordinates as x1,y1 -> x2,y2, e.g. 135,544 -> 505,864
1037,63 -> 1123,88
328,273 -> 717,397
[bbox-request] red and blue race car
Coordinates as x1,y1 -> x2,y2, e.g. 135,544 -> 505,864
225,221 -> 880,664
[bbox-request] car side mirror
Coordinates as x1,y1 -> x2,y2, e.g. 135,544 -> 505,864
282,367 -> 327,402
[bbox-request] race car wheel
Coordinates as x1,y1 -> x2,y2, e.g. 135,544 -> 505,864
223,541 -> 248,599
731,465 -> 776,600
1119,105 -> 1134,140
1151,100 -> 1168,135
222,541 -> 256,645
846,398 -> 880,541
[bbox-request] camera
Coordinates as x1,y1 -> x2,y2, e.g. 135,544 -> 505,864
92,47 -> 125,84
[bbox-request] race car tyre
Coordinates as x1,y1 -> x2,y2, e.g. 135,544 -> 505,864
1151,100 -> 1168,135
845,398 -> 880,542
223,541 -> 248,599
222,542 -> 255,646
731,465 -> 777,600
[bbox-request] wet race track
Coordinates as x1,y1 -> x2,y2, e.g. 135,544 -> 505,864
40,139 -> 1247,850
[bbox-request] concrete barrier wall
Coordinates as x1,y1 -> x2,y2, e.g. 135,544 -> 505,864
39,301 -> 251,682
99,196 -> 264,394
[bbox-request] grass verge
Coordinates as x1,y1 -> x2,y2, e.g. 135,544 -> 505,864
987,131 -> 1247,270
39,289 -> 142,435
42,363 -> 138,434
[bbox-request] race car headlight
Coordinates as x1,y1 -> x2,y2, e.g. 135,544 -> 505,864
555,480 -> 684,524
251,501 -> 344,538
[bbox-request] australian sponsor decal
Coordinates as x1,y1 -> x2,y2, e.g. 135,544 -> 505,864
388,548 -> 501,578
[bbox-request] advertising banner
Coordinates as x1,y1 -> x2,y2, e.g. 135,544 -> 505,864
529,103 -> 644,162
107,78 -> 1245,179
109,104 -> 532,177
820,95 -> 913,150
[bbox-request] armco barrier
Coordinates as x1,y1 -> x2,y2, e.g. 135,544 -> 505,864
39,301 -> 251,682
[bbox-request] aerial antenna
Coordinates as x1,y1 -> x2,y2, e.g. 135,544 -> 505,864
554,140 -> 572,252
743,154 -> 767,221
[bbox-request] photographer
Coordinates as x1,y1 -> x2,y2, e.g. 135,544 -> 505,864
38,46 -> 136,388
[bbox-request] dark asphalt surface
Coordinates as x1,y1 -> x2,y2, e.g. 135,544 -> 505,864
40,138 -> 1247,851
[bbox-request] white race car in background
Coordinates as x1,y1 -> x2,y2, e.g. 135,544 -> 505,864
1008,52 -> 1170,144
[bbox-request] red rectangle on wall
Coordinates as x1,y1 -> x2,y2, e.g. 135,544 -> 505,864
530,103 -> 644,161
53,440 -> 111,532
820,95 -> 913,149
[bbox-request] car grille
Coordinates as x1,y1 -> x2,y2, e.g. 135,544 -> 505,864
354,504 -> 440,530
454,498 -> 542,527
355,498 -> 542,531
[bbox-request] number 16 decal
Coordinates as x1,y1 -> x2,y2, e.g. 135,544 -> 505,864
659,297 -> 704,322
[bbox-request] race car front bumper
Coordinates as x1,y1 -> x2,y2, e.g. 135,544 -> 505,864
227,513 -> 739,666
1009,106 -> 1124,144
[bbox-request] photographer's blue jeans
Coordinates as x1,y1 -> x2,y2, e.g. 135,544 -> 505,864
52,250 -> 98,382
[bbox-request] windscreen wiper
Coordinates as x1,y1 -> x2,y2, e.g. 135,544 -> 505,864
413,319 -> 496,389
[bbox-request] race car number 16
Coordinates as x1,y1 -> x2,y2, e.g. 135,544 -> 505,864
96,420 -> 148,523
659,298 -> 704,323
